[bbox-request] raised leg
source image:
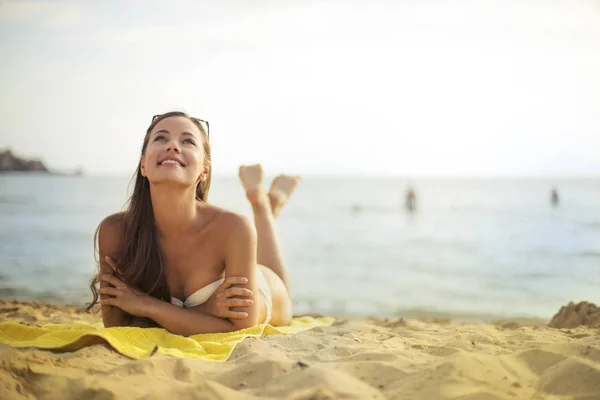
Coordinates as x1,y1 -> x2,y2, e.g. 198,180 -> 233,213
239,164 -> 293,289
268,174 -> 302,218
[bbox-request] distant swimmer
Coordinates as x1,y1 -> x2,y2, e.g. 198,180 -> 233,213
550,188 -> 559,206
405,187 -> 417,211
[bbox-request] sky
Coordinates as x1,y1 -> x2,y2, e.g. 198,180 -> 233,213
0,0 -> 599,177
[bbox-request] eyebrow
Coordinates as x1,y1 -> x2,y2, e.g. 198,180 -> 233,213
153,130 -> 197,138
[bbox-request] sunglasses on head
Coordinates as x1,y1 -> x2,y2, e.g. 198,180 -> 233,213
152,114 -> 210,138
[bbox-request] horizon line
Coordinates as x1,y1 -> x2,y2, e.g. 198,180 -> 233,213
10,171 -> 599,180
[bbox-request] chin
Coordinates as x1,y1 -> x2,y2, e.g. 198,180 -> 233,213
149,174 -> 195,188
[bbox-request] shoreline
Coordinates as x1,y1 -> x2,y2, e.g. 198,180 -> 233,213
1,299 -> 599,399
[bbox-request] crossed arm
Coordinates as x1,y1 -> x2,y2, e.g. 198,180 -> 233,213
97,215 -> 259,336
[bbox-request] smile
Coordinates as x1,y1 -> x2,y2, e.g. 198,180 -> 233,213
159,160 -> 183,166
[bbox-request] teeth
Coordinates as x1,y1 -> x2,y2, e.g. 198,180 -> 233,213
160,160 -> 182,166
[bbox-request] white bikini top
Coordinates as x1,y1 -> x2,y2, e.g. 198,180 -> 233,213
170,278 -> 224,308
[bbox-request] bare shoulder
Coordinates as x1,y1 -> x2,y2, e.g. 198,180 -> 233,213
97,212 -> 127,255
205,205 -> 255,241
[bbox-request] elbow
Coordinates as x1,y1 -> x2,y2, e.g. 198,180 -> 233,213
102,318 -> 124,328
230,315 -> 260,331
101,307 -> 127,328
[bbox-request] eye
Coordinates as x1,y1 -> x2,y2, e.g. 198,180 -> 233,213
183,138 -> 197,146
154,135 -> 167,142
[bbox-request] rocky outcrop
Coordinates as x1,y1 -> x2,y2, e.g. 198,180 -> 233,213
0,149 -> 49,172
548,301 -> 600,329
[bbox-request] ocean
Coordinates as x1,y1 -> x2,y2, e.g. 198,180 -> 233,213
1,174 -> 599,321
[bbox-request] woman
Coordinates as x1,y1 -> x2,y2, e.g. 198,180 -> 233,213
86,111 -> 300,336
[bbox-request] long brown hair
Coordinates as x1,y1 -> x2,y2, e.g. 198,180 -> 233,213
86,111 -> 212,317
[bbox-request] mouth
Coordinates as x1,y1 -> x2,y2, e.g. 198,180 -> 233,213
158,158 -> 185,167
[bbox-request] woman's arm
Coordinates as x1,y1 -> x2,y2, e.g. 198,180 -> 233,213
97,214 -> 128,327
99,267 -> 243,335
145,299 -> 241,335
222,214 -> 260,328
100,214 -> 260,335
145,215 -> 259,334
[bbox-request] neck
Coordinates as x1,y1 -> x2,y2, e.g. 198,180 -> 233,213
150,183 -> 199,237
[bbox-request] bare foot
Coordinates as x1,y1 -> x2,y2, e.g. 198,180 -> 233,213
268,174 -> 301,218
239,164 -> 269,210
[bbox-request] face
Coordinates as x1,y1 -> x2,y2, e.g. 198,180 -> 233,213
140,116 -> 208,188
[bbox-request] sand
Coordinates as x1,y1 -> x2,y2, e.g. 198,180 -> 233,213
0,300 -> 599,400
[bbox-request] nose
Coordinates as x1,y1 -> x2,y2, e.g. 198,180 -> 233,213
166,140 -> 181,153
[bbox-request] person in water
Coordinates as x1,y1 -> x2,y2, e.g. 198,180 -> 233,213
405,187 -> 416,211
86,111 -> 301,335
550,187 -> 559,206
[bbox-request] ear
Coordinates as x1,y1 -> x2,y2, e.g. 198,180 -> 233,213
199,163 -> 210,182
199,170 -> 207,182
140,156 -> 147,177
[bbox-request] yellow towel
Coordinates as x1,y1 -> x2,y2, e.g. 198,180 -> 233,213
0,316 -> 334,361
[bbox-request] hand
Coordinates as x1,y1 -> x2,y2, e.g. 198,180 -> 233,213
205,276 -> 253,319
97,256 -> 154,318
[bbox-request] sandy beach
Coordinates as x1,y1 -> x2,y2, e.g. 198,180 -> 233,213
0,300 -> 599,400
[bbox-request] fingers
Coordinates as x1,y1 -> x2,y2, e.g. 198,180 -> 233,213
100,297 -> 118,307
98,274 -> 126,289
220,276 -> 248,290
219,310 -> 249,319
98,287 -> 123,297
217,298 -> 253,308
217,286 -> 253,299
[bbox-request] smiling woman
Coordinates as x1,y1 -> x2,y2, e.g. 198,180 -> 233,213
85,111 -> 301,335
